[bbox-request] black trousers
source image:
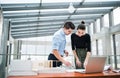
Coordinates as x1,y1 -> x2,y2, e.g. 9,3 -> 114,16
48,54 -> 62,67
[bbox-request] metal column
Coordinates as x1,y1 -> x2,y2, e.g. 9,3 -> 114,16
0,18 -> 9,78
112,34 -> 117,69
100,16 -> 104,31
93,20 -> 97,34
96,39 -> 99,55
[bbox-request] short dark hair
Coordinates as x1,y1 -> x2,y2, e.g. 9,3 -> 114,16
77,24 -> 86,30
64,22 -> 75,29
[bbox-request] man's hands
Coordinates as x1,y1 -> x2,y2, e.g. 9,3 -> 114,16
53,49 -> 71,67
64,50 -> 69,57
63,50 -> 71,66
63,60 -> 71,67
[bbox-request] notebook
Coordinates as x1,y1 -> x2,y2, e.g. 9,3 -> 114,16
75,56 -> 106,74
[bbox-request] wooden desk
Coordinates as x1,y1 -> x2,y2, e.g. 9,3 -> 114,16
8,71 -> 120,78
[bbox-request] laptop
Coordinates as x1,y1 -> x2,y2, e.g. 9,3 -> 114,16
75,56 -> 106,74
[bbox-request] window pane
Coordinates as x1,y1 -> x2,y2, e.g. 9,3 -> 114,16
98,39 -> 103,55
104,14 -> 109,27
90,23 -> 93,35
91,41 -> 97,55
113,7 -> 120,26
115,34 -> 120,55
115,34 -> 120,68
96,19 -> 100,32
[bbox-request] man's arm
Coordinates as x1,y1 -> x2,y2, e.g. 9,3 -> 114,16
53,49 -> 71,66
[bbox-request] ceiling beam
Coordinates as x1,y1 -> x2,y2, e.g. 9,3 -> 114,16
3,9 -> 111,18
11,25 -> 61,29
12,30 -> 57,36
12,21 -> 64,26
11,23 -> 90,30
11,28 -> 59,34
11,26 -> 60,32
11,24 -> 62,28
11,21 -> 91,32
1,1 -> 120,11
11,15 -> 100,25
12,32 -> 55,39
11,19 -> 94,25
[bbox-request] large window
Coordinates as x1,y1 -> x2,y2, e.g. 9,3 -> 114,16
104,14 -> 109,27
113,7 -> 120,26
115,34 -> 120,55
89,23 -> 94,35
111,34 -> 120,69
98,39 -> 103,55
91,41 -> 97,55
115,34 -> 120,68
19,35 -> 74,63
96,19 -> 100,33
20,36 -> 52,60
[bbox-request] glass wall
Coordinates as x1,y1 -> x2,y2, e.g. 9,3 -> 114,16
91,41 -> 97,55
98,39 -> 103,55
115,34 -> 120,68
96,19 -> 100,33
20,36 -> 53,60
89,23 -> 94,35
19,35 -> 74,64
104,14 -> 109,27
113,7 -> 120,26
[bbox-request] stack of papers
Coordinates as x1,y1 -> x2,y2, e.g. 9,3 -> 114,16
112,70 -> 120,73
66,69 -> 85,72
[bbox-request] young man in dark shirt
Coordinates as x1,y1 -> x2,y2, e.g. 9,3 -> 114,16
71,23 -> 91,69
